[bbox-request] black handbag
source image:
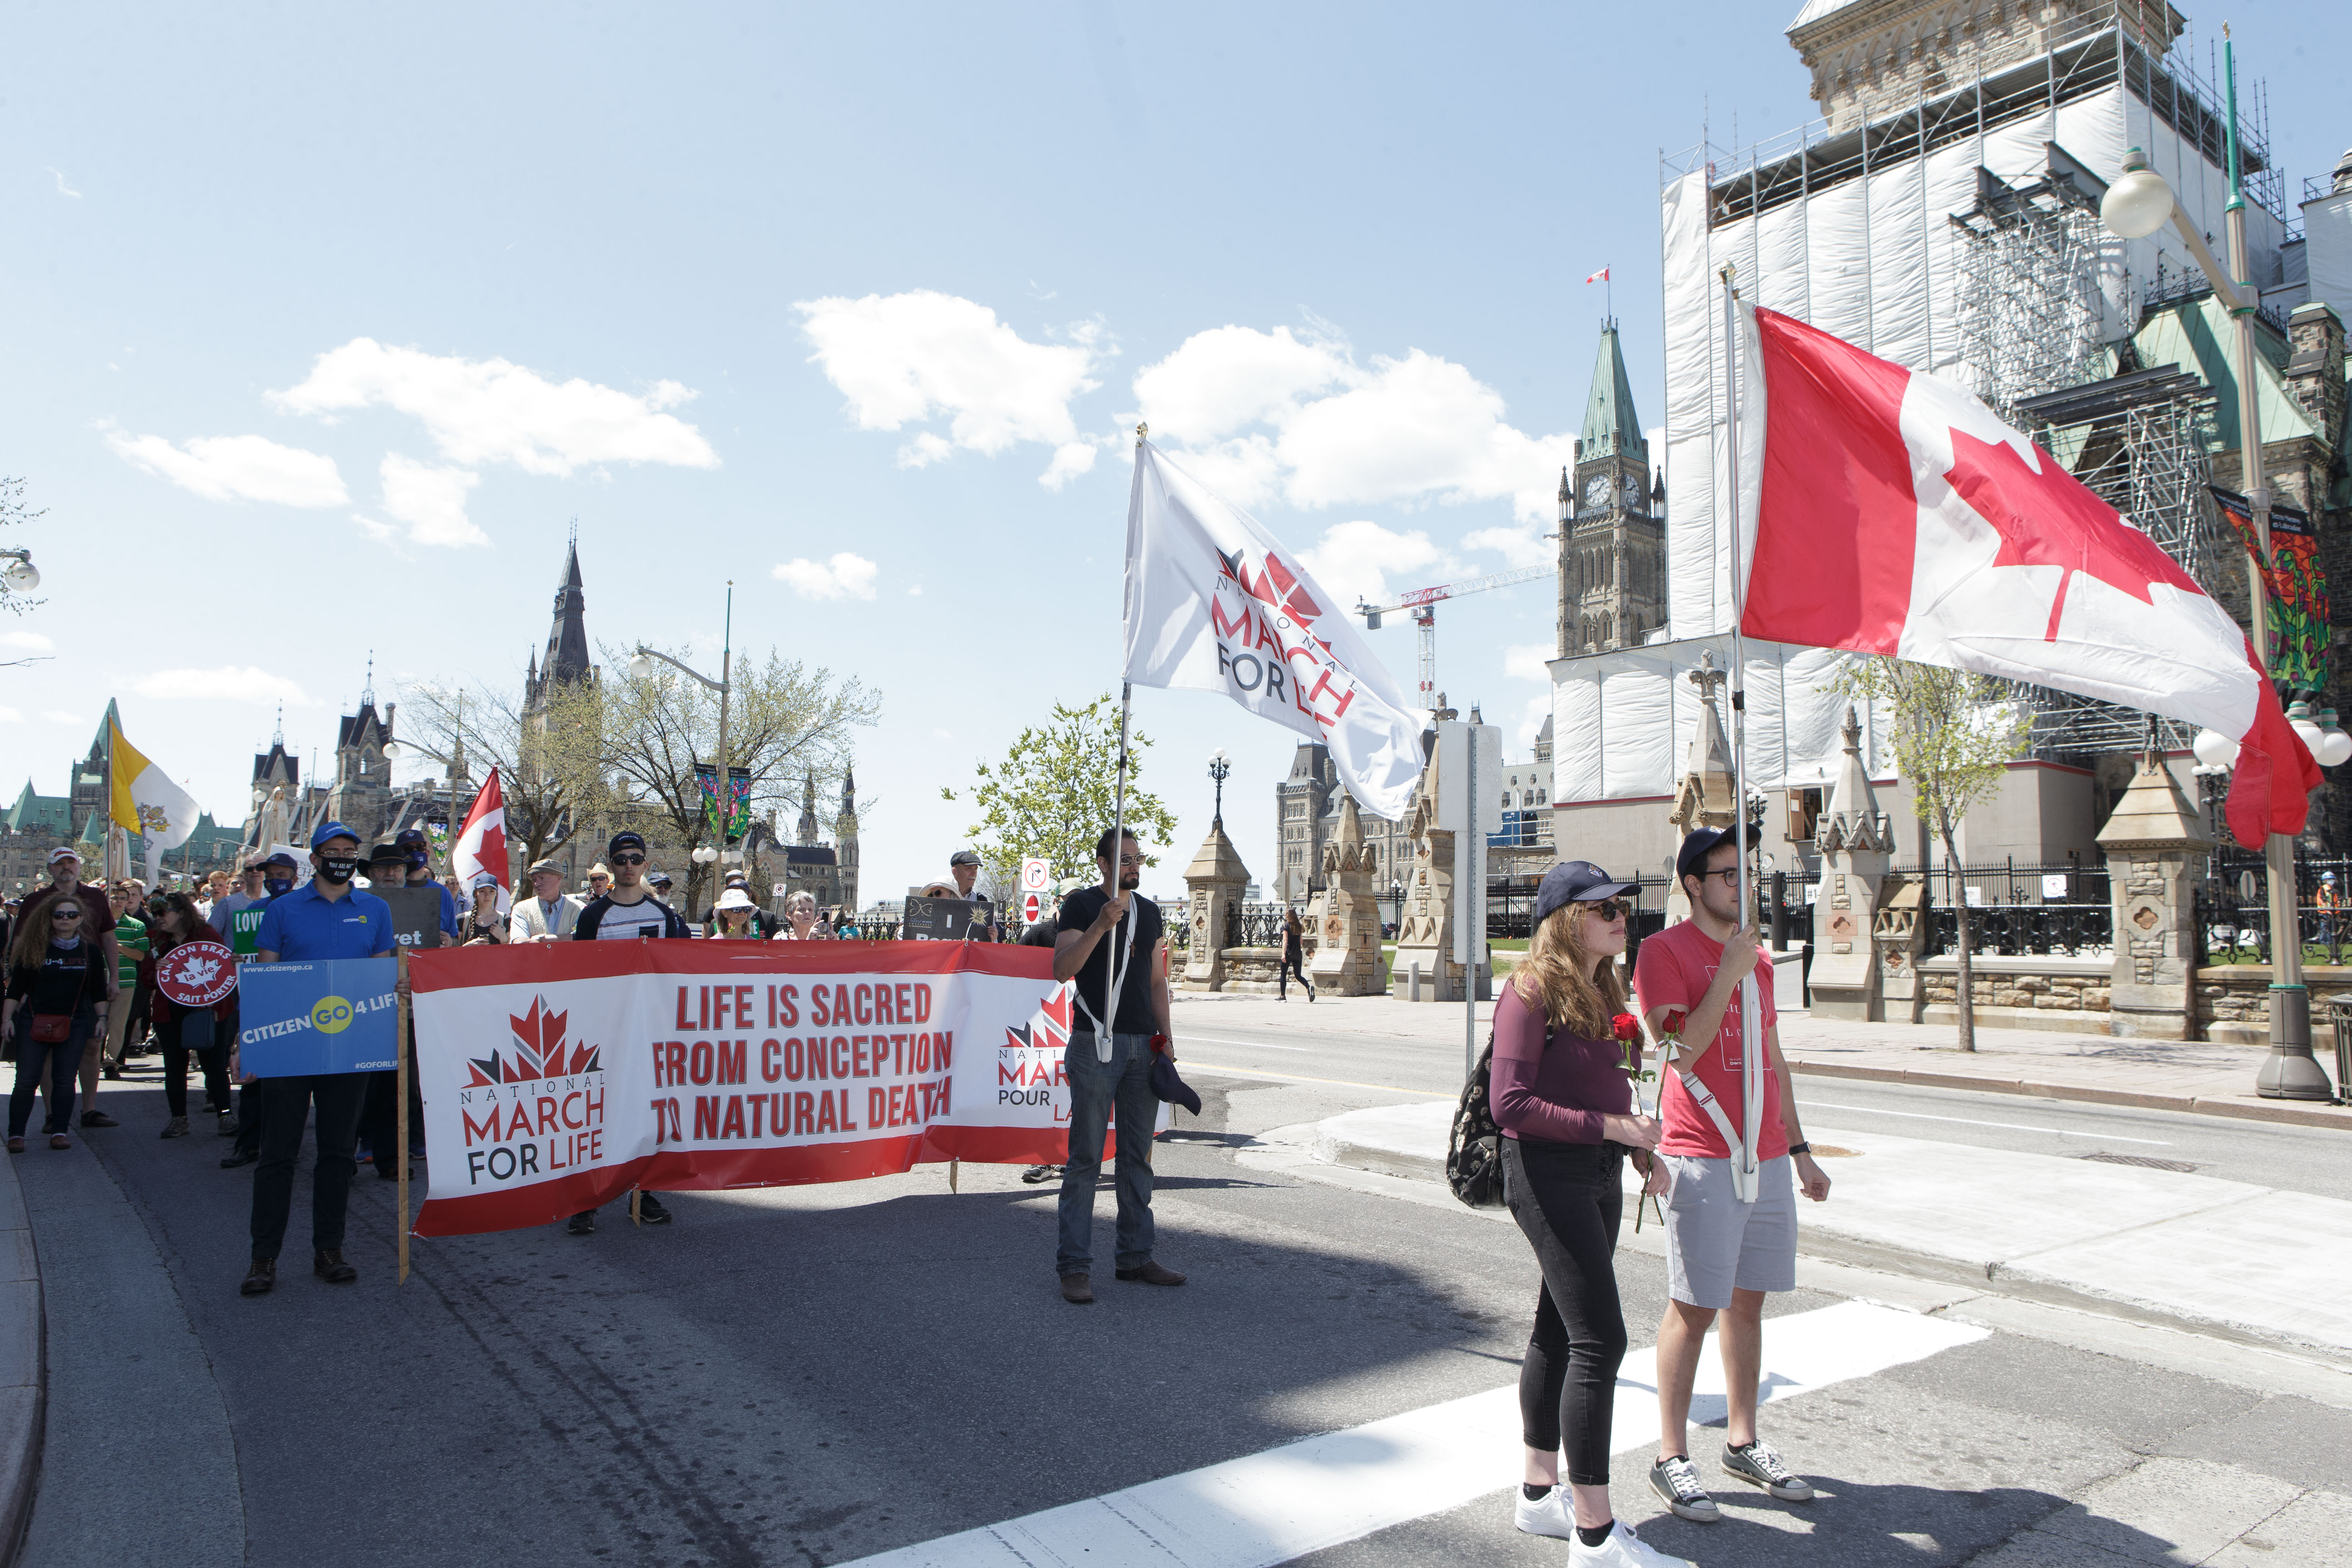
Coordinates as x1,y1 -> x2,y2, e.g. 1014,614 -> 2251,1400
1445,1033 -> 1506,1209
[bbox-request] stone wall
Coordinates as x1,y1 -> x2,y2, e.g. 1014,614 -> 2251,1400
1916,956 -> 2112,1037
2195,965 -> 2352,1047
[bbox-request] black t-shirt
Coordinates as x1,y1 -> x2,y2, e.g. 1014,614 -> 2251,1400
7,941 -> 109,1013
1056,888 -> 1163,1037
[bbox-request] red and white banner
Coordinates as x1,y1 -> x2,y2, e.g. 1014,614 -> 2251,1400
451,768 -> 511,916
407,941 -> 1138,1237
1733,304 -> 2319,848
157,940 -> 237,1008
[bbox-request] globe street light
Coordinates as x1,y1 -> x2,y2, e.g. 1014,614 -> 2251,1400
2102,46 -> 2328,1098
1207,748 -> 1231,828
0,550 -> 36,593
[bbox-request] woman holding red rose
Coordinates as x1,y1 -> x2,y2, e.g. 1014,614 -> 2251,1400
1490,861 -> 1682,1567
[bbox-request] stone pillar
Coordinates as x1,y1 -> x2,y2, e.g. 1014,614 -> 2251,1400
1664,653 -> 1739,926
1809,707 -> 1900,1020
1390,743 -> 1490,1002
2098,755 -> 2212,1039
1178,821 -> 1250,993
1310,794 -> 1387,995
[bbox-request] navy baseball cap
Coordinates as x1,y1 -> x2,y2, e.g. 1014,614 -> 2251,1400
395,827 -> 429,847
260,851 -> 299,870
1675,826 -> 1746,887
1534,861 -> 1639,924
608,831 -> 647,857
311,821 -> 360,850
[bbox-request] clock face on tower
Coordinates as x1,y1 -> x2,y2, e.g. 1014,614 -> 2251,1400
1623,476 -> 1645,511
1583,473 -> 1612,510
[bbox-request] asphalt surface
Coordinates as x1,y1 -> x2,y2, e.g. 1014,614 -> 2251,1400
1175,1006 -> 2352,1200
8,1049 -> 2349,1567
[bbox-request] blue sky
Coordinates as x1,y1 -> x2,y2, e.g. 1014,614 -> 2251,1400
4,2 -> 2345,902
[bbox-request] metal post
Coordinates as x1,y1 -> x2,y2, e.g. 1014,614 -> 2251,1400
1720,267 -> 1765,1200
1464,730 -> 1479,1080
713,583 -> 733,921
397,947 -> 411,1285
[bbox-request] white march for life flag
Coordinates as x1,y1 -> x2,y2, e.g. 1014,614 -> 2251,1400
1122,440 -> 1423,820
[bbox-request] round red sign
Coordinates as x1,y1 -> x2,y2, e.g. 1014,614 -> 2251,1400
157,941 -> 238,1008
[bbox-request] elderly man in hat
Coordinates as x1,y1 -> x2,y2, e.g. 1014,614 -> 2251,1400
946,848 -> 1000,942
510,858 -> 583,943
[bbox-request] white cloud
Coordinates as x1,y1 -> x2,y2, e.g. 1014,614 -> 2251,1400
353,513 -> 400,544
1,630 -> 54,652
379,455 -> 487,548
772,552 -> 879,601
1514,692 -> 1553,751
127,666 -> 317,706
1296,520 -> 1458,615
795,290 -> 1100,487
0,706 -> 20,722
43,710 -> 81,724
103,425 -> 348,507
269,339 -> 718,477
1462,524 -> 1553,570
1504,642 -> 1555,682
48,168 -> 81,199
1133,326 -> 1574,524
1040,441 -> 1098,490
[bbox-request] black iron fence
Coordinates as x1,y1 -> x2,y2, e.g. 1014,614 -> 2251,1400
2195,853 -> 2352,966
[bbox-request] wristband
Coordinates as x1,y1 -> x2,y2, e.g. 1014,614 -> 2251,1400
1787,1141 -> 1811,1156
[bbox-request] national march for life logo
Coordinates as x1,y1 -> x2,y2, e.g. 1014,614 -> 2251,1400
1209,543 -> 1362,733
456,997 -> 609,1187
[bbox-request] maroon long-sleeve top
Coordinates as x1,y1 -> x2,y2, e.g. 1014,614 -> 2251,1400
1490,980 -> 1636,1143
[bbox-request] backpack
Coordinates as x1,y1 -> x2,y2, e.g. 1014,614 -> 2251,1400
1445,1032 -> 1506,1209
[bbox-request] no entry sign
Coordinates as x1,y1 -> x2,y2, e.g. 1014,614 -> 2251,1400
1022,892 -> 1042,923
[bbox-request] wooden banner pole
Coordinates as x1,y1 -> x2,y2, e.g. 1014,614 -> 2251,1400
396,946 -> 412,1285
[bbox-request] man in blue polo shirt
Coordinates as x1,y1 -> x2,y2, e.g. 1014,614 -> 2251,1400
241,822 -> 395,1297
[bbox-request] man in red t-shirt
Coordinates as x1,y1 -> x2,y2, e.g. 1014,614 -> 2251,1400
1632,826 -> 1831,1529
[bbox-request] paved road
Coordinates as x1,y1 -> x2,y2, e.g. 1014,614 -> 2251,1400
1174,1007 -> 2352,1201
10,1056 -> 2350,1566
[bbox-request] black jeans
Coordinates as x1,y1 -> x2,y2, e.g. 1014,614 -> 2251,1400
1504,1135 -> 1629,1487
248,1073 -> 369,1260
1279,942 -> 1312,997
162,1012 -> 232,1117
8,1004 -> 95,1137
358,1024 -> 426,1176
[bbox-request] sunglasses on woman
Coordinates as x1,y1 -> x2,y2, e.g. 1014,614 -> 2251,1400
51,909 -> 83,921
1579,899 -> 1628,921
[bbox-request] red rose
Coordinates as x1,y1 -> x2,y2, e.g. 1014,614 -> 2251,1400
1611,1012 -> 1640,1042
1662,1009 -> 1687,1037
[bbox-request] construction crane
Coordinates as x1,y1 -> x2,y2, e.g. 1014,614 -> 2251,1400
1356,564 -> 1549,710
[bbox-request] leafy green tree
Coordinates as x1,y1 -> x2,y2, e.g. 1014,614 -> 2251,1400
1831,658 -> 2030,1053
943,694 -> 1179,888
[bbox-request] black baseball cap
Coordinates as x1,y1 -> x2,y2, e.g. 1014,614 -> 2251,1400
1533,861 -> 1639,924
365,842 -> 406,866
608,831 -> 647,857
1675,826 -> 1747,887
395,827 -> 429,848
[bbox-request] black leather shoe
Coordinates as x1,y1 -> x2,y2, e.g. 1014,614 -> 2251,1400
568,1210 -> 596,1236
1116,1260 -> 1187,1286
1059,1273 -> 1094,1304
241,1258 -> 275,1296
313,1250 -> 357,1284
636,1193 -> 672,1225
220,1148 -> 258,1169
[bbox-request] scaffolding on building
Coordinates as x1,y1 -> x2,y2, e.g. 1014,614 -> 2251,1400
1950,163 -> 2108,422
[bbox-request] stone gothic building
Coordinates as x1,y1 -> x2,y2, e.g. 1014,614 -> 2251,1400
1557,322 -> 1666,657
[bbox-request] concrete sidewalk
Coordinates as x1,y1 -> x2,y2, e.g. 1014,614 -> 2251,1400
1306,1098 -> 2352,1362
1172,990 -> 2352,1130
0,1136 -> 42,1568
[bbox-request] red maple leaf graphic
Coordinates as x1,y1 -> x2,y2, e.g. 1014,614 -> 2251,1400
1946,429 -> 2202,641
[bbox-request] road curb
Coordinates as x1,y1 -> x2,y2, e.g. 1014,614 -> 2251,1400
1784,1057 -> 2352,1131
0,1149 -> 45,1568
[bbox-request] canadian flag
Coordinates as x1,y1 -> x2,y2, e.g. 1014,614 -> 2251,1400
1585,266 -> 1610,284
451,768 -> 511,916
1734,304 -> 2318,850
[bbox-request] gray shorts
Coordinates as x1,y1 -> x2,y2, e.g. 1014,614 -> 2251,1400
1661,1153 -> 1797,1309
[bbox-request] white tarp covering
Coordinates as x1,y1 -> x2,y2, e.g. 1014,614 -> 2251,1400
1549,635 -> 1894,804
2308,190 -> 2352,330
1658,77 -> 2281,643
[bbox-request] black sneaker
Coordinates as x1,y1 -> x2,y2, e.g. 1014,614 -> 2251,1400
1020,1165 -> 1062,1185
220,1148 -> 259,1169
1722,1439 -> 1814,1501
240,1257 -> 275,1296
637,1193 -> 672,1225
568,1210 -> 597,1236
1648,1455 -> 1720,1523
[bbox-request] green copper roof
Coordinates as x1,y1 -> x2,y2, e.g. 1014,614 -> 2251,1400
1580,324 -> 1647,464
2132,293 -> 2316,454
5,782 -> 71,835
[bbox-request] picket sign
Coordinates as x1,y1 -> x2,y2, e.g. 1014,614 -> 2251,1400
405,940 -> 1137,1239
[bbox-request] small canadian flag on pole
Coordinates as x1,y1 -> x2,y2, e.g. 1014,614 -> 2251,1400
1731,303 -> 2319,849
450,767 -> 511,915
1584,266 -> 1610,284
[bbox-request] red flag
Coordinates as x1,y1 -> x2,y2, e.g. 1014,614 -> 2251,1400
1585,266 -> 1610,284
451,768 -> 511,915
1735,304 -> 2318,849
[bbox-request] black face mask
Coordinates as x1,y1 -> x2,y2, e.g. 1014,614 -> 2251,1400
318,857 -> 359,885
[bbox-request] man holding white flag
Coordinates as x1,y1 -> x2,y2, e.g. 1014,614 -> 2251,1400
109,715 -> 202,887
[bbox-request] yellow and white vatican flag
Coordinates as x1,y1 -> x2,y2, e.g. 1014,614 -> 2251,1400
1122,438 -> 1423,820
110,717 -> 202,884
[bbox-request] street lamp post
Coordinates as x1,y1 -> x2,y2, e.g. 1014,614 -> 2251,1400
633,582 -> 734,918
2101,40 -> 2328,1098
1207,748 -> 1230,828
0,549 -> 37,593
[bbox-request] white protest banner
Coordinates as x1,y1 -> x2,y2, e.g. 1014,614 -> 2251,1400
408,941 -> 1142,1237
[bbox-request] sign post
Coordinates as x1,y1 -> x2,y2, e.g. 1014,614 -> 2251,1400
397,948 -> 411,1284
1436,719 -> 1503,1078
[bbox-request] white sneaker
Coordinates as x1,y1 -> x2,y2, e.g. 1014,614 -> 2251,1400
1570,1519 -> 1695,1567
1513,1485 -> 1576,1540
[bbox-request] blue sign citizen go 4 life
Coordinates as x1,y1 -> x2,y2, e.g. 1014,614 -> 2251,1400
239,957 -> 401,1077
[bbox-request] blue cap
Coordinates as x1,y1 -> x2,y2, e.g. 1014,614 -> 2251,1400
310,821 -> 360,850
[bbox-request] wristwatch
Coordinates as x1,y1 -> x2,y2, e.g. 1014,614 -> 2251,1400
1788,1141 -> 1811,1156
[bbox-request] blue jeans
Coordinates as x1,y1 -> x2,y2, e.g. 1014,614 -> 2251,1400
9,1004 -> 95,1137
1056,1031 -> 1158,1277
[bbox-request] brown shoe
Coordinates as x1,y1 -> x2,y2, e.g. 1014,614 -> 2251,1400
1059,1273 -> 1094,1305
1116,1260 -> 1187,1286
313,1250 -> 358,1284
241,1258 -> 276,1296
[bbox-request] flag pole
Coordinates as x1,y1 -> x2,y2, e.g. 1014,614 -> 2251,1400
1719,265 -> 1764,1204
397,947 -> 412,1284
1098,425 -> 1148,1058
